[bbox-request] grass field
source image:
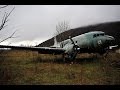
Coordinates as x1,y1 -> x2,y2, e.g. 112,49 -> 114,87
0,50 -> 120,85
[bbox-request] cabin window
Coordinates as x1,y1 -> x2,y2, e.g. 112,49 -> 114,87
76,41 -> 77,43
93,34 -> 96,38
97,34 -> 99,36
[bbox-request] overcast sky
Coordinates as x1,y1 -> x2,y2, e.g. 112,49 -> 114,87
0,5 -> 120,46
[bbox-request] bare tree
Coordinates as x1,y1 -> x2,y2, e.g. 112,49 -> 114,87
0,5 -> 16,44
0,5 -> 8,9
0,30 -> 17,43
55,20 -> 70,42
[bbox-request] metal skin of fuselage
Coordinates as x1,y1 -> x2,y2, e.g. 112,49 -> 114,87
58,31 -> 115,57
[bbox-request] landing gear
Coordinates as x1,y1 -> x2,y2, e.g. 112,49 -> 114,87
62,54 -> 74,63
98,48 -> 106,55
62,54 -> 66,62
67,54 -> 77,64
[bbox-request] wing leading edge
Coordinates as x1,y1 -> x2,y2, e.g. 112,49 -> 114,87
0,45 -> 65,54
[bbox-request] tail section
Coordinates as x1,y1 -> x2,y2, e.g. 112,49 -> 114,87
53,36 -> 58,47
50,36 -> 60,48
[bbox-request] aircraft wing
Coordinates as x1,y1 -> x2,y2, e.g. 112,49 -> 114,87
0,45 -> 65,54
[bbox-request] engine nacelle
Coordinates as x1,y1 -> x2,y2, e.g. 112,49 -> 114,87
63,44 -> 80,54
63,44 -> 74,54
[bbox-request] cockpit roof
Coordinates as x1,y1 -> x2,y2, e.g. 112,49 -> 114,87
84,31 -> 105,38
87,31 -> 105,34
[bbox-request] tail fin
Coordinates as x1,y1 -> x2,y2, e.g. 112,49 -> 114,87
53,36 -> 58,47
51,36 -> 60,47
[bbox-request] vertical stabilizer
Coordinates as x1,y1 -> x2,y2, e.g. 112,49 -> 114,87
53,36 -> 58,46
51,36 -> 60,47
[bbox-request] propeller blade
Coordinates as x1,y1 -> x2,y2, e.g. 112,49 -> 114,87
71,52 -> 78,60
70,47 -> 80,60
68,36 -> 81,60
69,36 -> 76,46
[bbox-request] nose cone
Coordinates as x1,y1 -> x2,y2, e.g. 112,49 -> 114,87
105,35 -> 115,46
107,36 -> 115,41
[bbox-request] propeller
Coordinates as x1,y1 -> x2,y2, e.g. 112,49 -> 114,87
69,36 -> 76,46
68,36 -> 80,60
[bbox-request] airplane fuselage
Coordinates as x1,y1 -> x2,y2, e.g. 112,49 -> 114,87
60,31 -> 114,54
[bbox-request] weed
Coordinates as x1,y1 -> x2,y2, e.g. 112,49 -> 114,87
0,50 -> 120,85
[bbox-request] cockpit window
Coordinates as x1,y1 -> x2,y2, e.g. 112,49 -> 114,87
93,33 -> 105,38
100,33 -> 104,36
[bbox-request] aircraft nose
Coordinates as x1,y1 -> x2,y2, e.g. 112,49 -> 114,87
107,36 -> 115,41
105,36 -> 115,46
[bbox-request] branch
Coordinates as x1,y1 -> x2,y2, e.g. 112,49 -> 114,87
0,30 -> 18,43
0,7 -> 15,31
55,21 -> 70,42
0,5 -> 8,9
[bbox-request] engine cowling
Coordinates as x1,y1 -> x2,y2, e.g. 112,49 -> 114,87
63,44 -> 74,54
64,44 -> 80,54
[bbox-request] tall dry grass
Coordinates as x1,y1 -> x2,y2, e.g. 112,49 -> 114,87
0,50 -> 120,85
